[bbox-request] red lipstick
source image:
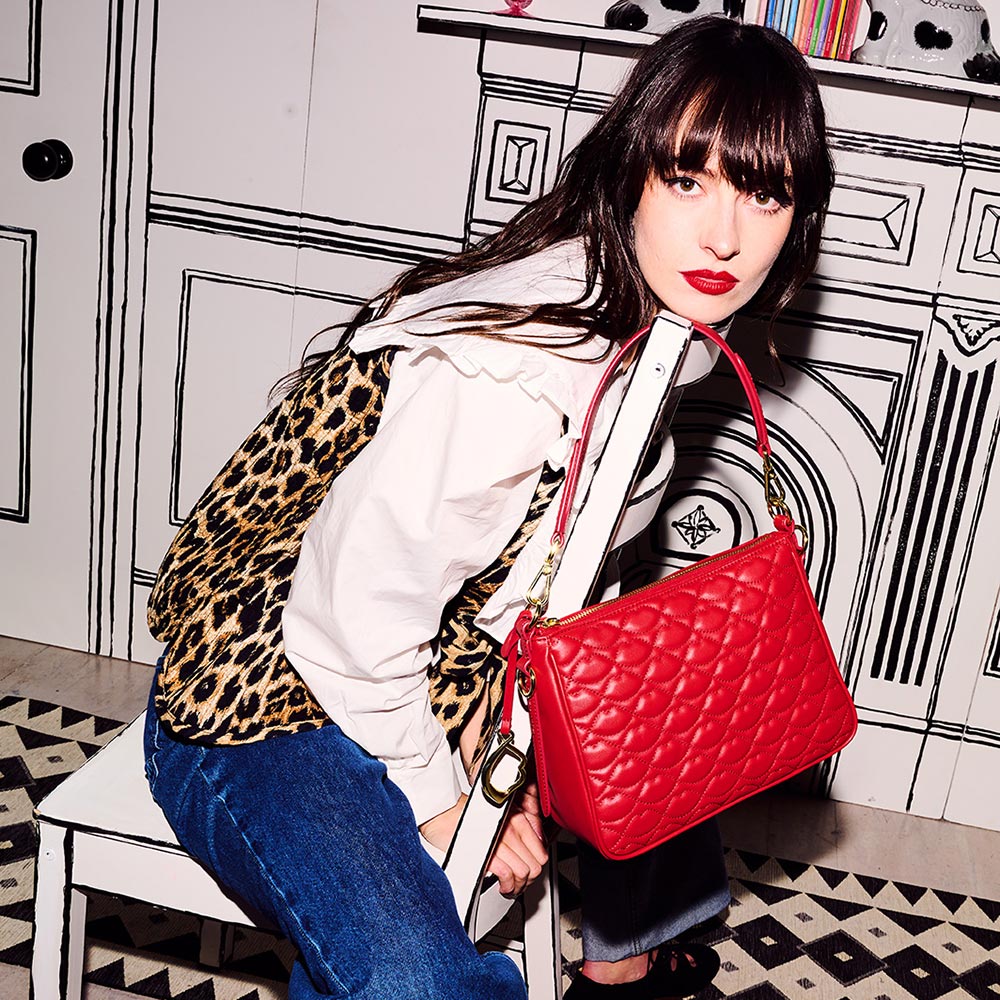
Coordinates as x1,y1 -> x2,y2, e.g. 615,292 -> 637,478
680,270 -> 738,295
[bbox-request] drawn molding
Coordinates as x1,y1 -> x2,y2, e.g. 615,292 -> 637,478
0,0 -> 41,96
821,174 -> 923,267
168,271 -> 365,528
936,306 -> 1000,356
0,227 -> 35,522
958,187 -> 1000,280
785,356 -> 904,463
869,354 -> 997,686
986,610 -> 1000,679
485,120 -> 551,206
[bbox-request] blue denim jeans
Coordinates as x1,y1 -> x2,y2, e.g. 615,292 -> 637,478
143,694 -> 526,1000
143,684 -> 729,995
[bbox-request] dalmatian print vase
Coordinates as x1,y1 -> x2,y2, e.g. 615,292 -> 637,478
605,0 -> 732,33
854,0 -> 1000,81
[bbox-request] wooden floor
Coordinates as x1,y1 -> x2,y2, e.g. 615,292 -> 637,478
4,634 -> 1000,999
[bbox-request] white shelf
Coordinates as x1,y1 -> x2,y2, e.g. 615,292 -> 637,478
416,4 -> 1000,103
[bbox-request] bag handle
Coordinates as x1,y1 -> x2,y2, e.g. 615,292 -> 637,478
522,317 -> 802,624
554,320 -> 771,541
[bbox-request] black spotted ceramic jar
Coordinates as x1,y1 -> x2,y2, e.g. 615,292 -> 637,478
604,0 -> 728,34
854,0 -> 999,81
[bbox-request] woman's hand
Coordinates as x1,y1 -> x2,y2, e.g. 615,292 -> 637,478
418,783 -> 549,897
488,781 -> 548,897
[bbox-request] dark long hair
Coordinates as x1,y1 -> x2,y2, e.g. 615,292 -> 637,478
286,16 -> 833,390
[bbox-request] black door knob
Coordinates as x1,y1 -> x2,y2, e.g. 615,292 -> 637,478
22,139 -> 74,182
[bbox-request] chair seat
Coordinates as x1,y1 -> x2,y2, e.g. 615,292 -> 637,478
35,713 -> 178,846
34,712 -> 260,926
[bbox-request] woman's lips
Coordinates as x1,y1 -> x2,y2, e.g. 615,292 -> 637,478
680,270 -> 739,295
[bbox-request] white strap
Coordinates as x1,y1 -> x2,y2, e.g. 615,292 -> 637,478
443,312 -> 693,933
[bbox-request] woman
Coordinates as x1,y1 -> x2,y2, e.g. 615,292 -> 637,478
144,16 -> 833,1000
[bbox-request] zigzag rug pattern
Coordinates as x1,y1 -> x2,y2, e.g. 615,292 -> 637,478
0,694 -> 127,968
3,696 -> 1000,999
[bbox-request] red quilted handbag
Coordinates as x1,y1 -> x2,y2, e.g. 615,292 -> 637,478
492,321 -> 858,861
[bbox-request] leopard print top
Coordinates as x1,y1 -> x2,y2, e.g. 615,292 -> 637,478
147,343 -> 559,748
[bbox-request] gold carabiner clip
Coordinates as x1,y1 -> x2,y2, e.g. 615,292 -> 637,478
762,453 -> 792,521
524,536 -> 562,623
481,732 -> 528,806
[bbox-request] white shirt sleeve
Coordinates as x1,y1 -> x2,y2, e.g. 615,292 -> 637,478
282,347 -> 563,826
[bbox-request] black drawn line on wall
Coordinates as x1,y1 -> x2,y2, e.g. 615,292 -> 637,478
569,90 -> 609,115
820,175 -> 923,268
132,568 -> 156,588
0,0 -> 42,95
961,725 -> 1000,750
827,352 -> 925,712
463,34 -> 491,252
0,228 -> 35,523
913,374 -> 1000,777
986,608 -> 1000,678
124,0 -> 159,662
956,187 -> 1000,279
854,713 -> 1000,751
168,270 -> 365,530
908,364 -> 992,688
148,193 -> 462,265
484,119 -> 550,206
88,0 -> 132,656
961,143 -> 1000,172
768,317 -> 923,691
826,128 -> 962,167
98,0 -> 157,661
481,72 -> 577,109
796,278 -> 934,311
870,355 -> 991,687
672,400 -> 838,609
872,352 -> 949,683
867,351 -> 946,682
113,0 -> 148,662
784,358 -> 903,462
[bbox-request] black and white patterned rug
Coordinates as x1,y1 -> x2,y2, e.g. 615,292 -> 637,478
2,694 -> 999,999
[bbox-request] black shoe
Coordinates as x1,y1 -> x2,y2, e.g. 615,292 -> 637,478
563,971 -> 654,999
646,942 -> 720,998
563,944 -> 719,1000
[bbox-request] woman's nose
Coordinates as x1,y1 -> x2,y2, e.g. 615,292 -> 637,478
701,199 -> 741,260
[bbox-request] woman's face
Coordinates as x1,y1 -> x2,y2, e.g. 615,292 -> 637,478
633,154 -> 794,325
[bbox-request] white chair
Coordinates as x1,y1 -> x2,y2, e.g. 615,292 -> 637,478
32,314 -> 694,1000
31,711 -> 561,999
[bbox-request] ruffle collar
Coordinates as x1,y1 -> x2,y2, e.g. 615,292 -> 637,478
348,240 -> 610,466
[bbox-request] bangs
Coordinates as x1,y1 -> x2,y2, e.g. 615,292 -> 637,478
646,45 -> 826,209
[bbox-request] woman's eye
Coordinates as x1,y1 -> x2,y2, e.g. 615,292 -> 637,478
668,177 -> 699,194
751,192 -> 789,212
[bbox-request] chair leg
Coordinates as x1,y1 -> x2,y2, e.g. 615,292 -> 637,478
32,822 -> 86,1000
199,918 -> 236,968
522,858 -> 562,1000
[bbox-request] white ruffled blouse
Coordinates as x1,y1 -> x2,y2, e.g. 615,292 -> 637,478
282,239 -> 725,826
